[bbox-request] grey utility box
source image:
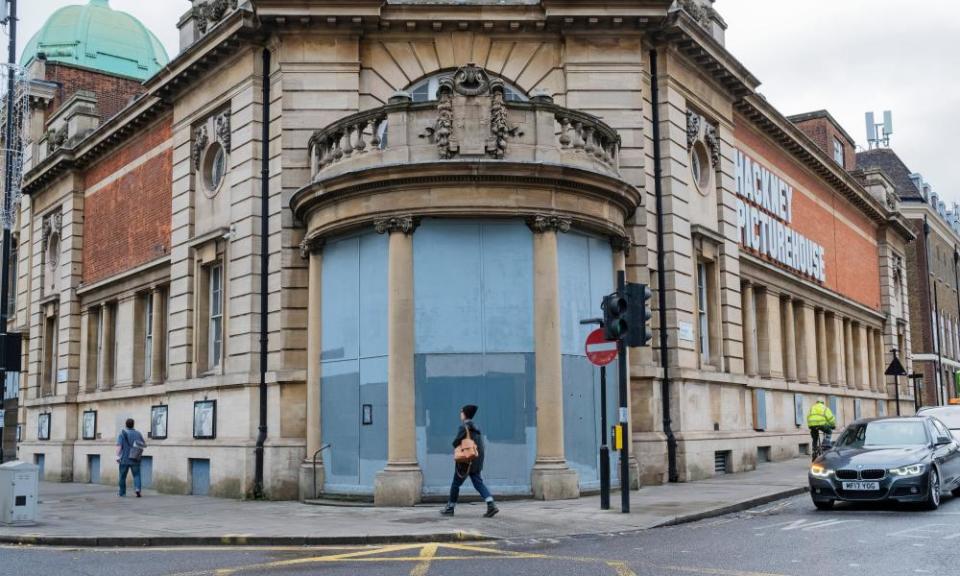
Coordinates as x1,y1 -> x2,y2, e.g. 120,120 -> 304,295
0,461 -> 39,526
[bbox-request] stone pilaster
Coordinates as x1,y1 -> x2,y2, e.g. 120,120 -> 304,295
374,216 -> 422,506
867,328 -> 877,392
301,238 -> 324,500
528,215 -> 579,500
781,297 -> 797,382
827,313 -> 843,387
843,318 -> 855,389
742,282 -> 758,377
815,309 -> 829,385
757,289 -> 783,378
797,303 -> 818,384
150,288 -> 166,384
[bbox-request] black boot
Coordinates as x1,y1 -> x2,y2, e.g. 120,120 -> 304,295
484,501 -> 499,518
440,504 -> 455,516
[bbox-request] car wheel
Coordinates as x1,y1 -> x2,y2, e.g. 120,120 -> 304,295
924,469 -> 941,511
813,499 -> 833,511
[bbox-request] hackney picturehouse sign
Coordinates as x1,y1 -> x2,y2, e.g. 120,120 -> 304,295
734,149 -> 826,283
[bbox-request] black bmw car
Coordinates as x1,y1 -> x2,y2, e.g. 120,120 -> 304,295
809,416 -> 960,510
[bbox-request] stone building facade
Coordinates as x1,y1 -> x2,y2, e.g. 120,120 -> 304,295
12,0 -> 915,501
859,148 -> 960,408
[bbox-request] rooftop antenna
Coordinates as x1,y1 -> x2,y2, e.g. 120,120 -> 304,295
865,110 -> 893,149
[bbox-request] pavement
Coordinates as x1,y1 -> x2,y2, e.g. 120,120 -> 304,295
0,457 -> 810,547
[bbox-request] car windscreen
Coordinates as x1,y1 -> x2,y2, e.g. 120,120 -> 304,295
837,421 -> 929,448
918,408 -> 960,430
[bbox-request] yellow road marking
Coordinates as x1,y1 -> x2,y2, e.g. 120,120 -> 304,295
607,560 -> 638,576
409,543 -> 438,576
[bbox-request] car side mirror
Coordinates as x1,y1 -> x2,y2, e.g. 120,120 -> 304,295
936,437 -> 953,446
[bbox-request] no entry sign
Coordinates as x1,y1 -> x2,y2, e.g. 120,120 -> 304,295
585,329 -> 618,366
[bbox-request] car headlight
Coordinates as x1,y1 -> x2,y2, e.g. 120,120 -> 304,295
889,464 -> 925,477
810,464 -> 832,478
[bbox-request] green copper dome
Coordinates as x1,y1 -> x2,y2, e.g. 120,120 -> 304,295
21,0 -> 169,81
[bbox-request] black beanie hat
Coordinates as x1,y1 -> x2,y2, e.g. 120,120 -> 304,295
462,405 -> 478,419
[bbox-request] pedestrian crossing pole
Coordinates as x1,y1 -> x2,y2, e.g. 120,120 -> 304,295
617,270 -> 630,514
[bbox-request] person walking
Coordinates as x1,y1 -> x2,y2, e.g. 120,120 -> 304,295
806,399 -> 836,458
116,418 -> 147,497
440,405 -> 499,518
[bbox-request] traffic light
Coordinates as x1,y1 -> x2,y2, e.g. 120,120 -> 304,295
602,292 -> 628,340
624,283 -> 653,347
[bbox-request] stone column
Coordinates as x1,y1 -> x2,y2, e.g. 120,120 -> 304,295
528,215 -> 578,500
742,282 -> 758,377
782,297 -> 797,382
875,329 -> 887,394
301,240 -> 324,500
816,309 -> 829,385
99,303 -> 115,390
374,216 -> 422,506
150,288 -> 166,384
843,318 -> 855,389
867,328 -> 878,392
757,289 -> 783,378
797,303 -> 818,384
856,323 -> 870,390
827,313 -> 843,387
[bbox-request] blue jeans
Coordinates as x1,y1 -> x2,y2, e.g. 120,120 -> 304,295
119,462 -> 141,496
448,468 -> 492,505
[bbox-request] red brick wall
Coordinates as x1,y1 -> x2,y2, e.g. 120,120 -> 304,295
792,116 -> 856,171
82,116 -> 172,285
45,63 -> 145,124
736,120 -> 881,310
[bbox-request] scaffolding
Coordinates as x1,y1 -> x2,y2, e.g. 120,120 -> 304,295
0,62 -> 29,230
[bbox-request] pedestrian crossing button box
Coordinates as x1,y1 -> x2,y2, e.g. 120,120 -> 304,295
0,461 -> 39,526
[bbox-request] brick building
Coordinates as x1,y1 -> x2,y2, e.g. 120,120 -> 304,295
858,148 -> 959,408
11,0 -> 915,502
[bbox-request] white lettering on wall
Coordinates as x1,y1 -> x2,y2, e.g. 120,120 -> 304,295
735,149 -> 827,283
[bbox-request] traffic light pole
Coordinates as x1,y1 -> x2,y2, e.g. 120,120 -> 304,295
617,270 -> 629,513
599,364 -> 610,510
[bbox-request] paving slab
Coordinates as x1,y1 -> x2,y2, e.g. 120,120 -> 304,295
0,458 -> 810,546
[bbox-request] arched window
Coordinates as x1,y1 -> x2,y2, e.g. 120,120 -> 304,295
406,71 -> 529,103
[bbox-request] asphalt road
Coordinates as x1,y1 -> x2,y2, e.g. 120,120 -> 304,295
4,494 -> 960,576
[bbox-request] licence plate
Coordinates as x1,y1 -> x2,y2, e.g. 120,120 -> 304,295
842,481 -> 880,491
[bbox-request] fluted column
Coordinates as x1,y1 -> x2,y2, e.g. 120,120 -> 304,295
301,239 -> 324,499
782,297 -> 797,382
815,309 -> 829,385
150,288 -> 166,384
742,282 -> 758,377
528,215 -> 578,500
374,216 -> 422,506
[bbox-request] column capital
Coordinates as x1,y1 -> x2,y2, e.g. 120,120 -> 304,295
299,235 -> 325,259
609,234 -> 632,256
526,214 -> 572,234
374,215 -> 419,236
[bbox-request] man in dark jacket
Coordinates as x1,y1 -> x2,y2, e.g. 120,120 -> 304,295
440,404 -> 499,517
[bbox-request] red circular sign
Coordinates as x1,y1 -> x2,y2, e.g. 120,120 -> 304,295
585,329 -> 618,366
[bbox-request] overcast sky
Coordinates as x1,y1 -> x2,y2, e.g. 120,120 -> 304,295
13,0 -> 960,203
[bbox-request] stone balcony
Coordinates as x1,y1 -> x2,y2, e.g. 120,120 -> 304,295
293,64 -> 639,240
308,68 -> 621,183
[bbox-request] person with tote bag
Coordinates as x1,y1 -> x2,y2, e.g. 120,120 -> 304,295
440,405 -> 499,518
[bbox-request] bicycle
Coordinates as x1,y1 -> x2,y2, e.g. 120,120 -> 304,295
810,427 -> 834,461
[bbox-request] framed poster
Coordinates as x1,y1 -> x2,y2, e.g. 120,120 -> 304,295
38,413 -> 51,441
82,410 -> 97,440
150,405 -> 168,440
193,400 -> 216,439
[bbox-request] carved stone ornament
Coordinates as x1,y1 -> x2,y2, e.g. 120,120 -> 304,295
216,111 -> 232,153
451,63 -> 492,97
704,124 -> 720,167
299,236 -> 325,259
610,235 -> 633,256
374,216 -> 418,235
41,212 -> 62,254
422,63 -> 521,160
885,190 -> 898,211
686,110 -> 701,150
675,0 -> 717,30
47,125 -> 68,154
193,125 -> 209,171
526,215 -> 572,234
193,0 -> 238,35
